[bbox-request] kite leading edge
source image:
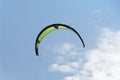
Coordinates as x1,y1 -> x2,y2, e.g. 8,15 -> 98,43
35,23 -> 85,56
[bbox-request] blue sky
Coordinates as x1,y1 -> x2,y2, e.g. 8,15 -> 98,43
0,0 -> 120,80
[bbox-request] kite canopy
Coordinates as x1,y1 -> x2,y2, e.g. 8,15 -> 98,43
35,24 -> 85,56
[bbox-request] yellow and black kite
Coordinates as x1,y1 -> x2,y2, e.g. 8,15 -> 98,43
35,24 -> 85,56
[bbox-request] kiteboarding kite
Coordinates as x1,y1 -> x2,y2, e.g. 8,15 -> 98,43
35,23 -> 85,56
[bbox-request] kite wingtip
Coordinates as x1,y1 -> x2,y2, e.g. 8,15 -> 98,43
83,45 -> 85,48
36,54 -> 39,56
36,52 -> 39,56
35,48 -> 39,56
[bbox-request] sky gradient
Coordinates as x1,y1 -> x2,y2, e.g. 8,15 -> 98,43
0,0 -> 120,80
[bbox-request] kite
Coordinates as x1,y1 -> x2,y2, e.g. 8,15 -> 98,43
35,23 -> 85,56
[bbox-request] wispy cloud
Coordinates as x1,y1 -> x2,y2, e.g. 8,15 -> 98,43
64,74 -> 82,80
49,28 -> 120,80
53,43 -> 75,54
91,10 -> 103,16
49,43 -> 83,73
90,9 -> 105,24
50,64 -> 75,73
50,62 -> 80,73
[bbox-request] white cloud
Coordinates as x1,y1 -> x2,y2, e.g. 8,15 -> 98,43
53,43 -> 74,54
64,75 -> 81,80
49,43 -> 84,73
49,28 -> 120,80
67,62 -> 80,69
52,43 -> 84,64
50,64 -> 74,73
82,28 -> 120,80
50,62 -> 80,73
